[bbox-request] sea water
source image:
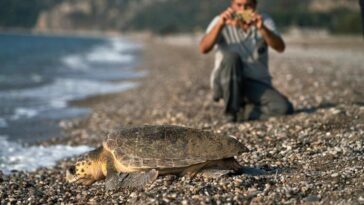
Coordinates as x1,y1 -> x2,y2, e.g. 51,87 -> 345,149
0,33 -> 144,174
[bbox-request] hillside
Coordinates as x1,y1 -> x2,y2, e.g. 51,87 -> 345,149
35,0 -> 230,33
309,0 -> 360,12
0,0 -> 361,34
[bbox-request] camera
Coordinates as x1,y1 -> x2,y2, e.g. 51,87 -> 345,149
233,9 -> 254,23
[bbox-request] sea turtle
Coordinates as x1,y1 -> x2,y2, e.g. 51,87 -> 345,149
66,125 -> 248,190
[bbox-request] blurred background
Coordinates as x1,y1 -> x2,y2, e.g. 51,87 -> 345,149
0,0 -> 362,35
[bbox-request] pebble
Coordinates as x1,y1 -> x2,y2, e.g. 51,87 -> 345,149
331,173 -> 339,177
358,196 -> 364,202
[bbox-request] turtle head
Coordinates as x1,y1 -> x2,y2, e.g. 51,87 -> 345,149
66,147 -> 105,186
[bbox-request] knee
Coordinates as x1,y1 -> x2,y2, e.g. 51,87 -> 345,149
222,51 -> 241,66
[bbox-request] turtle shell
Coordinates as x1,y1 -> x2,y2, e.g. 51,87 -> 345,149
104,125 -> 248,169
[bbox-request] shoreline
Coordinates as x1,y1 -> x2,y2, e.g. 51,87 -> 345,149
1,34 -> 363,204
0,32 -> 144,146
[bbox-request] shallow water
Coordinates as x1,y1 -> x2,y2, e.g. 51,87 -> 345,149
0,33 -> 143,173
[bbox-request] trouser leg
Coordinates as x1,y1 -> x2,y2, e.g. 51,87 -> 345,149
215,51 -> 244,116
211,51 -> 293,121
360,0 -> 364,37
240,79 -> 294,120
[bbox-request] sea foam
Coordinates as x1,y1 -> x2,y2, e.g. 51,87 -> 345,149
0,79 -> 138,121
61,37 -> 138,71
0,136 -> 93,174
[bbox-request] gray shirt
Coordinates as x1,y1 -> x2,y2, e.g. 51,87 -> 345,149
206,14 -> 280,86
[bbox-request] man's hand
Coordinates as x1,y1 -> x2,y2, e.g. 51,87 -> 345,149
251,11 -> 286,53
219,7 -> 236,26
200,7 -> 234,54
252,12 -> 263,30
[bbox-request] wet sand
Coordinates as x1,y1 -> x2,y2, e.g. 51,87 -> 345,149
0,34 -> 363,204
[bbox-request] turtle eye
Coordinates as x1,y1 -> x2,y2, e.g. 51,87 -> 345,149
68,166 -> 76,175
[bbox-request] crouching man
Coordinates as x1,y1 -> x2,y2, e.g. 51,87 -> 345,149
199,0 -> 294,122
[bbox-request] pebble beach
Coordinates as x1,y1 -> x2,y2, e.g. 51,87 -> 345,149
0,34 -> 363,204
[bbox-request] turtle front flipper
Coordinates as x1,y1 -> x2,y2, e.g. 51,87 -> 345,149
105,172 -> 122,191
118,169 -> 159,190
105,169 -> 158,191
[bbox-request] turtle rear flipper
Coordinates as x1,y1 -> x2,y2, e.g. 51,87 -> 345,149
198,169 -> 234,178
198,158 -> 243,178
118,169 -> 159,190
